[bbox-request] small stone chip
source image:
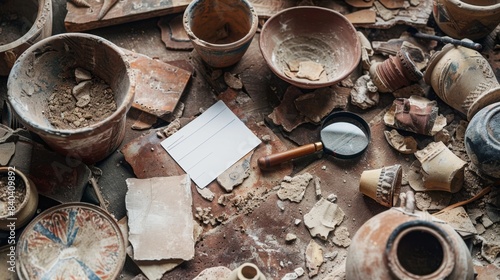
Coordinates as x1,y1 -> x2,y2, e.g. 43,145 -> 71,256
296,61 -> 325,81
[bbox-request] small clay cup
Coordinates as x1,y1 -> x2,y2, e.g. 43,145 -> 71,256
424,44 -> 500,120
0,0 -> 52,76
227,263 -> 266,280
183,0 -> 258,68
7,33 -> 135,164
360,164 -> 402,207
465,102 -> 500,179
0,167 -> 38,231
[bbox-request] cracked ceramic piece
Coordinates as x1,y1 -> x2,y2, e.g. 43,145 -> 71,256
0,142 -> 15,165
359,164 -> 402,207
126,174 -> 194,261
357,31 -> 373,70
434,207 -> 477,239
294,87 -> 343,124
424,44 -> 500,120
350,74 -> 379,110
304,197 -> 345,240
412,141 -> 467,193
158,15 -> 193,50
414,191 -> 451,211
196,186 -> 215,202
192,266 -> 231,280
305,239 -> 324,277
384,95 -> 447,136
384,129 -> 418,154
217,153 -> 252,192
268,86 -> 307,132
370,49 -> 423,93
296,61 -> 325,81
277,173 -> 313,203
332,226 -> 351,248
224,72 -> 243,90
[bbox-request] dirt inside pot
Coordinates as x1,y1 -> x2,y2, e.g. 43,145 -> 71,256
46,68 -> 117,129
0,12 -> 31,45
0,175 -> 26,216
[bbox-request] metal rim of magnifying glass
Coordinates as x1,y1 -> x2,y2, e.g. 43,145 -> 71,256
320,111 -> 371,159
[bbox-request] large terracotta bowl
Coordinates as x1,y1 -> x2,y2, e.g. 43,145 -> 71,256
259,7 -> 361,89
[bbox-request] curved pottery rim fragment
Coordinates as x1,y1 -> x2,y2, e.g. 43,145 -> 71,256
16,202 -> 126,280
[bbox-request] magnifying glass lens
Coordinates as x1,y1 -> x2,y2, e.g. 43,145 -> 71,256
321,122 -> 369,156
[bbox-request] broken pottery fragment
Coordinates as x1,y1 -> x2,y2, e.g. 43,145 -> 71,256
224,72 -> 243,90
384,95 -> 447,136
434,207 -> 477,239
345,0 -> 374,8
277,173 -> 313,203
475,264 -> 500,280
414,191 -> 451,211
268,86 -> 307,132
357,31 -> 373,70
304,197 -> 345,240
350,74 -> 379,110
410,141 -> 467,193
158,15 -> 193,50
192,266 -> 232,280
125,174 -> 194,261
481,239 -> 500,263
374,1 -> 395,21
359,164 -> 402,207
131,111 -> 157,130
217,153 -> 251,192
384,129 -> 417,154
0,142 -> 15,165
332,226 -> 351,248
294,87 -> 341,124
379,0 -> 405,9
305,239 -> 324,278
196,185 -> 215,202
345,9 -> 377,24
314,176 -> 321,199
74,67 -> 92,82
296,61 -> 325,81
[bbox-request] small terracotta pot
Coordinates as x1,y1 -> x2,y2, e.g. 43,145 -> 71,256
346,191 -> 474,279
370,49 -> 423,93
183,0 -> 258,68
359,164 -> 402,207
414,141 -> 466,193
0,0 -> 52,76
7,33 -> 135,164
465,102 -> 500,179
227,263 -> 266,280
0,167 -> 38,231
433,0 -> 500,40
424,44 -> 500,120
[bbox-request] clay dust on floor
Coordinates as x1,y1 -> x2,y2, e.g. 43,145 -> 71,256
47,71 -> 117,129
0,176 -> 26,216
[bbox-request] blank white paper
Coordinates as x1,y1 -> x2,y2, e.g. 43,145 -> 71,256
161,100 -> 261,188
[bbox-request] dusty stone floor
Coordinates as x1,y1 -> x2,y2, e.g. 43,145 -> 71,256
0,0 -> 499,279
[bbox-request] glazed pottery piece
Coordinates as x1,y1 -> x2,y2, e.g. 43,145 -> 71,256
183,0 -> 258,68
227,263 -> 266,280
433,0 -> 500,40
369,49 -> 423,93
424,44 -> 500,120
465,102 -> 500,179
359,164 -> 402,207
0,167 -> 38,231
414,141 -> 466,193
0,0 -> 52,76
259,6 -> 360,89
346,191 -> 474,280
16,202 -> 126,280
7,33 -> 135,164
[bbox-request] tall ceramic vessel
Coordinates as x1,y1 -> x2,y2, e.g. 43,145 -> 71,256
433,0 -> 500,40
346,191 -> 474,280
424,44 -> 500,120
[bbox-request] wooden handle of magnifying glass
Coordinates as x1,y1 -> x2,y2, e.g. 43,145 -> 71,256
257,142 -> 323,169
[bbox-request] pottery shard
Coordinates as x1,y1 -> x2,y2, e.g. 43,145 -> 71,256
217,153 -> 251,192
192,266 -> 232,280
268,86 -> 307,132
434,207 -> 477,238
332,226 -> 351,248
74,67 -> 92,83
125,174 -> 195,261
296,61 -> 324,81
72,80 -> 92,99
0,142 -> 15,165
277,173 -> 313,203
304,198 -> 345,240
305,239 -> 324,277
294,87 -> 343,124
224,72 -> 243,90
196,186 -> 215,202
384,129 -> 418,154
350,74 -> 379,110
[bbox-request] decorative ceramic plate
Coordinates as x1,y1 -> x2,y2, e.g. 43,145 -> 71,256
16,203 -> 126,280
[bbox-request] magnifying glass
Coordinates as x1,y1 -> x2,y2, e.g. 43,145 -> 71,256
258,111 -> 371,169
